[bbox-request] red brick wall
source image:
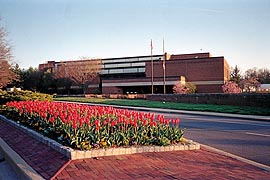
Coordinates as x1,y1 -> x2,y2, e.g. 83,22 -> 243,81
102,86 -> 123,94
196,85 -> 223,93
169,53 -> 210,60
38,61 -> 55,71
91,76 -> 100,85
145,57 -> 226,81
147,94 -> 270,108
145,57 -> 227,93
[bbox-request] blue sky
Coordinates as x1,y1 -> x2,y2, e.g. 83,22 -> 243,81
0,0 -> 269,72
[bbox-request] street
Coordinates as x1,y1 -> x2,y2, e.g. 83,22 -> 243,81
164,113 -> 270,166
84,102 -> 270,167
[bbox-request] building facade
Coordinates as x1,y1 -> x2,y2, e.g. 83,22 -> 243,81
38,52 -> 230,94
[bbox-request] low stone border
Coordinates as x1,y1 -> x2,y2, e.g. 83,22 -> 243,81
0,115 -> 200,160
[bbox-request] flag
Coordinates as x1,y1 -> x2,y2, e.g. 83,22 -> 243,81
150,39 -> 153,50
163,61 -> 165,69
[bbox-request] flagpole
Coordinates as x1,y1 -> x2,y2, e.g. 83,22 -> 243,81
151,39 -> 154,94
163,38 -> 166,94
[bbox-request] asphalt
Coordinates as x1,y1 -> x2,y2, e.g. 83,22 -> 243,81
0,105 -> 270,180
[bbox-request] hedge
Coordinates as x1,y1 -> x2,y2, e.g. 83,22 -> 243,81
0,89 -> 53,104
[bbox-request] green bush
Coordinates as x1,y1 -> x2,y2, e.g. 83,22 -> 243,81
0,89 -> 53,104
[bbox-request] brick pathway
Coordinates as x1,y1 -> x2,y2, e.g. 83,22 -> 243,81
54,149 -> 270,180
1,118 -> 269,180
0,119 -> 69,179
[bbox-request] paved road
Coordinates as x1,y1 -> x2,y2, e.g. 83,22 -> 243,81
162,113 -> 270,166
82,102 -> 270,167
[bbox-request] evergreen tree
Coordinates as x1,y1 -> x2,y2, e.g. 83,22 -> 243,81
230,65 -> 241,84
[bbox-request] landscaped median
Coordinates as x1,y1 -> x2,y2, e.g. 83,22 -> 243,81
0,101 -> 200,160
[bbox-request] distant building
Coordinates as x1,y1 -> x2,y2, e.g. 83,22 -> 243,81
7,87 -> 21,92
259,84 -> 270,93
38,52 -> 230,94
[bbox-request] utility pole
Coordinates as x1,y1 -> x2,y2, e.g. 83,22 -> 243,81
151,39 -> 154,94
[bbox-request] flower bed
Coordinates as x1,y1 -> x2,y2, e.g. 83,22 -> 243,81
3,101 -> 184,150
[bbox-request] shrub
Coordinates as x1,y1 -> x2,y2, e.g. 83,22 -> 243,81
173,82 -> 196,94
0,89 -> 53,104
222,81 -> 242,94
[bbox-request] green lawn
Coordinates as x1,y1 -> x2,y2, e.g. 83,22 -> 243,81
54,97 -> 270,116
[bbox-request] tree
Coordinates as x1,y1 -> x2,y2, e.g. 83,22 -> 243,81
222,81 -> 242,94
239,77 -> 261,92
19,67 -> 41,91
8,63 -> 21,88
0,18 -> 16,88
257,68 -> 270,84
230,65 -> 241,84
173,82 -> 196,94
19,67 -> 57,94
0,61 -> 16,88
240,67 -> 270,92
37,69 -> 56,94
244,68 -> 258,80
53,58 -> 102,94
55,77 -> 73,94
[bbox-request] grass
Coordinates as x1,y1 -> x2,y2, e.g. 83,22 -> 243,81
54,97 -> 270,116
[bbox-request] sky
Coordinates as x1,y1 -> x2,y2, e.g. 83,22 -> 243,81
0,0 -> 269,72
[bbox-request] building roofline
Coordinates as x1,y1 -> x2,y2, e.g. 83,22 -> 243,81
101,54 -> 164,61
40,52 -> 227,67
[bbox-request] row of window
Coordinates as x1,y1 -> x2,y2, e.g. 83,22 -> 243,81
100,67 -> 145,74
102,62 -> 145,69
101,55 -> 163,64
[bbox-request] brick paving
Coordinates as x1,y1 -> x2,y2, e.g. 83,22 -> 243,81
54,149 -> 270,180
1,117 -> 270,180
0,119 -> 69,179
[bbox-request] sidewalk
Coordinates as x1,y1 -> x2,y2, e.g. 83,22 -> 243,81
0,150 -> 20,180
0,116 -> 269,180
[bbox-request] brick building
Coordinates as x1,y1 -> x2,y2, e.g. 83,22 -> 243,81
38,52 -> 230,94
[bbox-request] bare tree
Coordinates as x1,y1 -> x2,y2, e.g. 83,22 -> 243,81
244,68 -> 258,80
0,18 -> 16,89
53,57 -> 102,94
257,68 -> 270,84
243,67 -> 268,82
239,77 -> 261,92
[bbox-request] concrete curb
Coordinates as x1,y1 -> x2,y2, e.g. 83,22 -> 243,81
63,101 -> 270,121
68,141 -> 200,159
199,143 -> 270,172
0,137 -> 45,180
